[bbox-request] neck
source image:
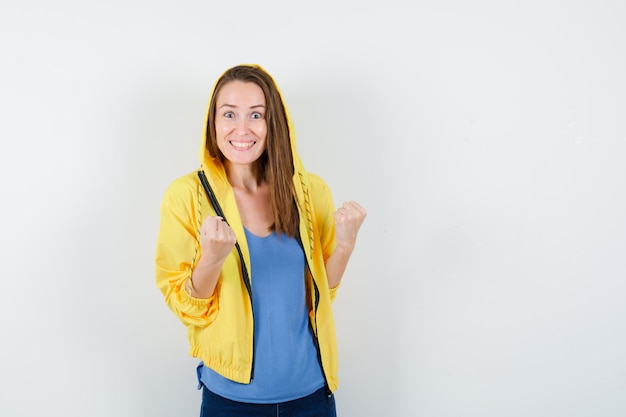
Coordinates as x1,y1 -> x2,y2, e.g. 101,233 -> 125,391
224,161 -> 263,191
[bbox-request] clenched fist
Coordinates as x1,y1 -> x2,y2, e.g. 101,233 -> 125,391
198,216 -> 237,265
334,201 -> 367,251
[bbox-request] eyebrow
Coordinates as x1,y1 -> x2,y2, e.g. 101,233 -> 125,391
219,104 -> 266,109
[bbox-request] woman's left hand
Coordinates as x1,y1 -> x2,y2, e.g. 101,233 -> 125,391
334,201 -> 367,251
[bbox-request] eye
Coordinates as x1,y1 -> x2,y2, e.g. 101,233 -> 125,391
224,111 -> 235,118
251,112 -> 264,119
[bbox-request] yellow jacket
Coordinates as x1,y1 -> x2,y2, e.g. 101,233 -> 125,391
155,65 -> 340,391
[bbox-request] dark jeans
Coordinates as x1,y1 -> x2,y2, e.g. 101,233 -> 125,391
200,386 -> 337,417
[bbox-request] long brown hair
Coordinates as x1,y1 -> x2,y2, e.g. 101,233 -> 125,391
205,65 -> 300,237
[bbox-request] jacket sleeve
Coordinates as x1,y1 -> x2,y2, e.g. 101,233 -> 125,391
155,177 -> 219,328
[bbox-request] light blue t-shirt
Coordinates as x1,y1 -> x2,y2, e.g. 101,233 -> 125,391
199,228 -> 325,403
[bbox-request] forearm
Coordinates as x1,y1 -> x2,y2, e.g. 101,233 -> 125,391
324,200 -> 367,288
325,245 -> 354,289
190,256 -> 224,298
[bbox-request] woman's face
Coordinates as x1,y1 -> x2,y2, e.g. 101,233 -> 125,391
214,81 -> 267,167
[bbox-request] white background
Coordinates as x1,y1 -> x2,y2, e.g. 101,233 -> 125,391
1,1 -> 625,416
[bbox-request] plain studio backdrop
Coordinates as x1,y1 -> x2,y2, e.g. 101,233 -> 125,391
1,1 -> 625,416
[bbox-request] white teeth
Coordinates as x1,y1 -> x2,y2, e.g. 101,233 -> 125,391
231,142 -> 253,149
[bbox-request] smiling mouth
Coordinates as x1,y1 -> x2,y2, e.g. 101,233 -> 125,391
230,141 -> 255,150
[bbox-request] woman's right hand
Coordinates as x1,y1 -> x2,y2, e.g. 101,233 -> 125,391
188,216 -> 236,299
198,216 -> 237,266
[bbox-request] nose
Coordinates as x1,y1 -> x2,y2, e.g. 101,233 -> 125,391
235,117 -> 249,135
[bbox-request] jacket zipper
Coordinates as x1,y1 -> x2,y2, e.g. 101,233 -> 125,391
298,235 -> 331,393
309,265 -> 332,396
197,170 -> 256,382
243,263 -> 255,382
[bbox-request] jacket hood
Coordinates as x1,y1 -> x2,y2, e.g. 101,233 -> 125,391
199,64 -> 303,184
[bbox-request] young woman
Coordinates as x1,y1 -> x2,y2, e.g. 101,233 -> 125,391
155,64 -> 366,416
